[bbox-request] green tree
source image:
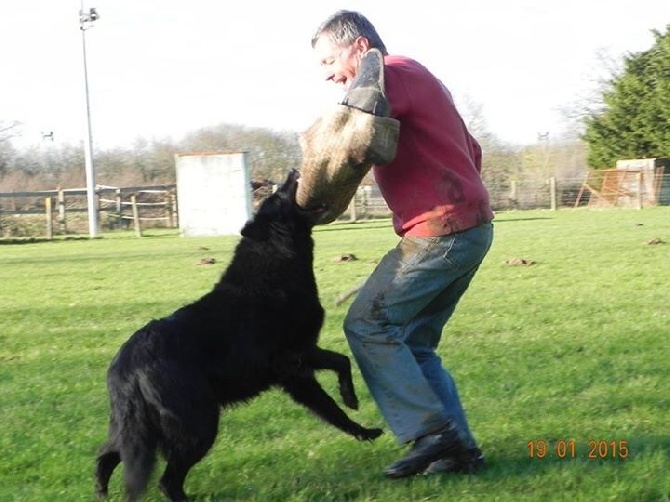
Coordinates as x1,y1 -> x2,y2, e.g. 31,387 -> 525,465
583,25 -> 670,168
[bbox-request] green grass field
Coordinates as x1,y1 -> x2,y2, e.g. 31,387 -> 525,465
1,208 -> 669,501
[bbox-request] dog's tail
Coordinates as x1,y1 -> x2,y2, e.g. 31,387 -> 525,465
111,374 -> 160,501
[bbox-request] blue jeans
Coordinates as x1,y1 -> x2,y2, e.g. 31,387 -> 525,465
343,222 -> 493,445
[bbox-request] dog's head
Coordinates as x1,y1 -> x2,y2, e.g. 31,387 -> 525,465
241,169 -> 320,241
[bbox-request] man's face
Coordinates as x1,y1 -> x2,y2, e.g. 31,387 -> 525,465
313,35 -> 367,91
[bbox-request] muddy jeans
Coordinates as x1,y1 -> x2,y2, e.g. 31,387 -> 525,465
343,222 -> 494,445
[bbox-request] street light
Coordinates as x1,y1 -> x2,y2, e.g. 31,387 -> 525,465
79,2 -> 99,237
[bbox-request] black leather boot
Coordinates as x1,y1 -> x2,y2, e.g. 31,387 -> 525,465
385,422 -> 471,479
341,48 -> 391,117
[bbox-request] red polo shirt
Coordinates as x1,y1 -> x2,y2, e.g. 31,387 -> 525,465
375,55 -> 494,237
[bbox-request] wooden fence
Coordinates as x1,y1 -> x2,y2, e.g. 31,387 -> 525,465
0,184 -> 177,238
2,173 -> 669,239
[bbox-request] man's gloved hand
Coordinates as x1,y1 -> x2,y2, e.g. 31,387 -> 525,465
341,49 -> 391,117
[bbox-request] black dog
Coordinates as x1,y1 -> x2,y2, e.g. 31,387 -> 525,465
95,169 -> 382,501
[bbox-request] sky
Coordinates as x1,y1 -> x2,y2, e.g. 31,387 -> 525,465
1,0 -> 668,150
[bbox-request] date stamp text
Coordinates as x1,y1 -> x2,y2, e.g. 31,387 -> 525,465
527,439 -> 629,459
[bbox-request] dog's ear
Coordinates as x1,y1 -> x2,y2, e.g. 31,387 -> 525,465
278,169 -> 300,202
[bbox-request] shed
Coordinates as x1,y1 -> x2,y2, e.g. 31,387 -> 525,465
175,152 -> 252,237
615,157 -> 670,206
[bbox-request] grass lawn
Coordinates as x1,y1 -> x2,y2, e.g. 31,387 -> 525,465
1,208 -> 669,501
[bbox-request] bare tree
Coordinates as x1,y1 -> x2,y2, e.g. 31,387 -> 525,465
0,120 -> 21,143
180,123 -> 301,181
0,121 -> 21,176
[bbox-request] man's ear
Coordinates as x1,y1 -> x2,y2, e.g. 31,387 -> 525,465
354,35 -> 371,53
241,219 -> 269,241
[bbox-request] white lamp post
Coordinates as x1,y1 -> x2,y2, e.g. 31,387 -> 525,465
79,2 -> 99,237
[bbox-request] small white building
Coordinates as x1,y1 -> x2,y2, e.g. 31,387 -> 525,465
175,152 -> 252,237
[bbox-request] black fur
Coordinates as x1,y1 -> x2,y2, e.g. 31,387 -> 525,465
94,169 -> 382,501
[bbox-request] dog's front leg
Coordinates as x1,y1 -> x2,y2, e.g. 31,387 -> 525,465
279,375 -> 383,441
299,348 -> 359,410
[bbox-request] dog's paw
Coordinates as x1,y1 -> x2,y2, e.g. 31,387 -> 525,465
340,386 -> 359,410
355,427 -> 384,442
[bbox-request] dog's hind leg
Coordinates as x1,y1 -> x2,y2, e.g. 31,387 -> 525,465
157,430 -> 218,501
94,441 -> 120,498
279,376 -> 383,441
158,459 -> 195,502
301,347 -> 360,410
157,398 -> 220,501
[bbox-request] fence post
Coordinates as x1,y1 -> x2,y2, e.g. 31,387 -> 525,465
165,192 -> 171,228
635,172 -> 643,210
45,197 -> 53,240
549,177 -> 557,211
131,194 -> 142,237
57,187 -> 67,232
349,196 -> 357,222
169,191 -> 177,227
115,188 -> 123,229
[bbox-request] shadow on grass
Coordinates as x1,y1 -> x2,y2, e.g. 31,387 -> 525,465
0,229 -> 180,245
492,216 -> 554,223
88,431 -> 670,501
0,236 -> 94,245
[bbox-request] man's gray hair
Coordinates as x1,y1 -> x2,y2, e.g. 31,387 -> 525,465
311,10 -> 388,55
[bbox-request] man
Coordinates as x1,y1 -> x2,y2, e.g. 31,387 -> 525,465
310,10 -> 495,478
